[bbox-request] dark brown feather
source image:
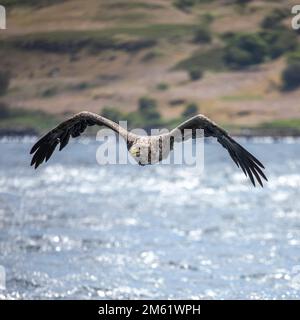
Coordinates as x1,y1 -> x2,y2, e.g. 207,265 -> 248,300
30,111 -> 131,169
173,114 -> 267,187
30,115 -> 94,168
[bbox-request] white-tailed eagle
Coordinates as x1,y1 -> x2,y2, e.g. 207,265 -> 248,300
30,111 -> 267,187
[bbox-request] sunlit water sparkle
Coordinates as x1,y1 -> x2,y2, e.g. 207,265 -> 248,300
0,138 -> 300,299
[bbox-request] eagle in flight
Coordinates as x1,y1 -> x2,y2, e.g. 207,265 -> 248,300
30,111 -> 267,187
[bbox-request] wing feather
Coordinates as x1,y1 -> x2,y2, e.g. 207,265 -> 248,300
30,111 -> 130,169
172,115 -> 267,187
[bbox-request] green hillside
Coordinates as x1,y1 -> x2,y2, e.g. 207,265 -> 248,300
0,0 -> 300,135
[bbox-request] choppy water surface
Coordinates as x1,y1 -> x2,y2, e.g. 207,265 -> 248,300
0,137 -> 300,299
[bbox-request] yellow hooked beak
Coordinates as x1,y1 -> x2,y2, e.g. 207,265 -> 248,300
130,146 -> 140,157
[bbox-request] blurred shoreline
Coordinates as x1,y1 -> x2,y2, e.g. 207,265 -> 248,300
1,127 -> 300,138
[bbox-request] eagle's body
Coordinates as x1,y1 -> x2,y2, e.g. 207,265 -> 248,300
129,135 -> 174,165
30,111 -> 267,187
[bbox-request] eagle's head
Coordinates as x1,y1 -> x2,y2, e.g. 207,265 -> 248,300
129,144 -> 150,165
129,145 -> 141,157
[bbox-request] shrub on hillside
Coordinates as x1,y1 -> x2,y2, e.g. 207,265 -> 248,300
0,71 -> 10,96
282,62 -> 300,91
12,32 -> 156,55
156,83 -> 169,91
224,33 -> 268,68
188,67 -> 203,81
193,25 -> 212,44
261,8 -> 289,29
287,50 -> 300,64
173,0 -> 196,10
182,103 -> 198,118
138,97 -> 157,113
1,0 -> 65,8
138,97 -> 161,122
224,47 -> 253,68
101,107 -> 123,123
0,103 -> 10,118
260,29 -> 298,59
235,0 -> 252,4
201,13 -> 214,25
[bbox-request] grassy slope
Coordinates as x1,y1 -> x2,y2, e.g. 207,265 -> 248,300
0,0 -> 300,134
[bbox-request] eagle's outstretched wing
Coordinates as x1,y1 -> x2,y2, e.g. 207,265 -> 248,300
30,111 -> 130,169
171,114 -> 267,187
